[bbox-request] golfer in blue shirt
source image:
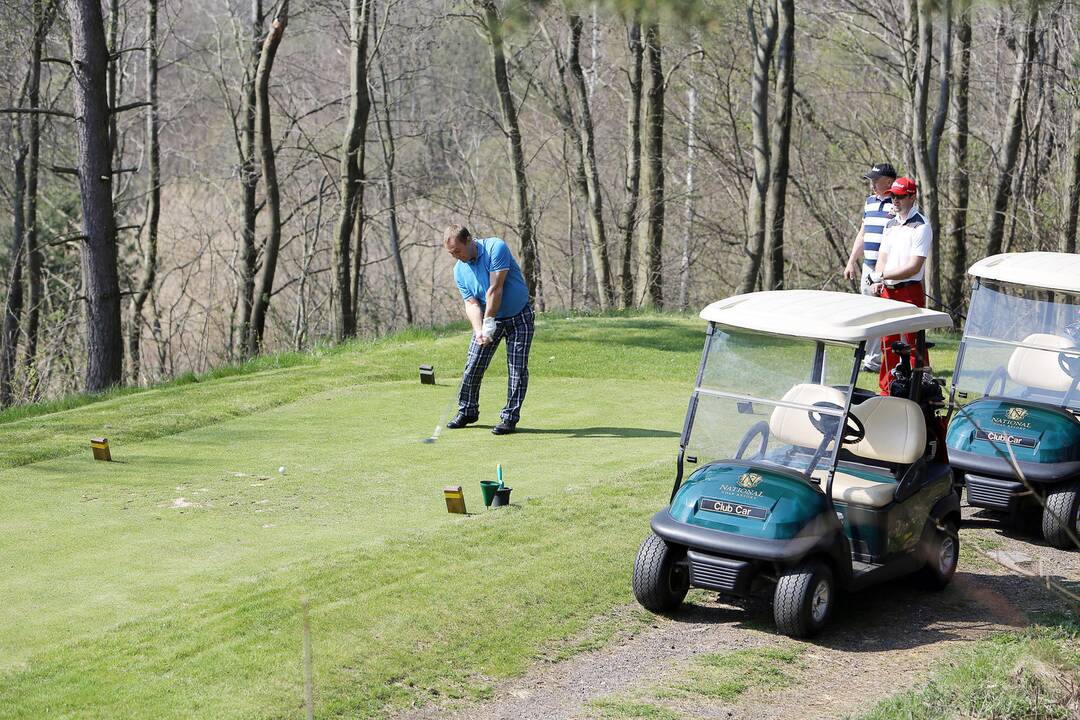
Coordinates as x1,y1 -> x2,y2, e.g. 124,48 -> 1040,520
443,224 -> 534,435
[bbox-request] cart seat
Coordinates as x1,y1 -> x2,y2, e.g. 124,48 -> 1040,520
1007,333 -> 1077,393
847,396 -> 925,465
810,468 -> 896,508
769,384 -> 848,449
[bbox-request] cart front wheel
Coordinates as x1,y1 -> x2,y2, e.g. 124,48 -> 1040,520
1042,481 -> 1080,550
632,532 -> 689,613
773,559 -> 835,638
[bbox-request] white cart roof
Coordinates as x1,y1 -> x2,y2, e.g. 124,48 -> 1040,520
699,290 -> 952,343
969,252 -> 1080,294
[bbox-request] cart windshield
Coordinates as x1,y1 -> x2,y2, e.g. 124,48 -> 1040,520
954,280 -> 1080,411
683,328 -> 859,477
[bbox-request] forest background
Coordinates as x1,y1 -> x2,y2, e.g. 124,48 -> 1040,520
0,0 -> 1075,405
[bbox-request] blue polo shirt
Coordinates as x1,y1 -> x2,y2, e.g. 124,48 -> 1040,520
454,237 -> 529,319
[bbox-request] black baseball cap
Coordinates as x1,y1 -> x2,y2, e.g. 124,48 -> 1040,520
863,163 -> 897,181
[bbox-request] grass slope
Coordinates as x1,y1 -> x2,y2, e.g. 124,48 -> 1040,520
0,314 -> 960,718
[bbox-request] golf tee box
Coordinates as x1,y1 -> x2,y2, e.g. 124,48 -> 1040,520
419,364 -> 435,385
90,437 -> 112,462
443,485 -> 467,514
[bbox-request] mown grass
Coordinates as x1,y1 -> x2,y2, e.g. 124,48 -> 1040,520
0,313 -> 961,718
855,622 -> 1080,720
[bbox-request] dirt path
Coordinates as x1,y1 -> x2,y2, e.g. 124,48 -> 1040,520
396,512 -> 1079,720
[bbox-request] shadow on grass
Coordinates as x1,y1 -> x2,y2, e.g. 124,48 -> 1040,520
513,426 -> 679,439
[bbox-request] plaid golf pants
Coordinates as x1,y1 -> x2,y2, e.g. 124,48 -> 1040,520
458,304 -> 534,424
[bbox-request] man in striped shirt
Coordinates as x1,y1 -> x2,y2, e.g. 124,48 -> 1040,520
844,162 -> 897,372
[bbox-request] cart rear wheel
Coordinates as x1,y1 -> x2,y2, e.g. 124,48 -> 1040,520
632,532 -> 689,613
773,559 -> 834,638
1042,481 -> 1080,550
915,519 -> 959,590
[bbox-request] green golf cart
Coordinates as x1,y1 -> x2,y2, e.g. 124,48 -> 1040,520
632,290 -> 959,637
946,252 -> 1080,549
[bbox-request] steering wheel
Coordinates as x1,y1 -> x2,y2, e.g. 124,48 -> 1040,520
735,421 -> 770,460
807,401 -> 866,444
1058,351 -> 1080,380
984,366 -> 1007,396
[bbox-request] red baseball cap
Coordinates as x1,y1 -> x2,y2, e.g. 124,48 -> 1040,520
889,176 -> 917,197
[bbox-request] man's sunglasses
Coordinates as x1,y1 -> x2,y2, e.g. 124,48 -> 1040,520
891,193 -> 911,200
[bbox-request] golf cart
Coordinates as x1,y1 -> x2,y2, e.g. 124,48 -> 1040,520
946,252 -> 1080,549
632,290 -> 958,638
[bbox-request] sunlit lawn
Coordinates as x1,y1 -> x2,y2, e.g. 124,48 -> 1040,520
0,313 -> 960,718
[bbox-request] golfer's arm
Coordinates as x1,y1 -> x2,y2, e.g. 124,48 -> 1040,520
464,298 -> 484,335
485,270 -> 507,319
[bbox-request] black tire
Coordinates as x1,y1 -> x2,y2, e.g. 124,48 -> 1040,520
1042,481 -> 1080,550
915,520 -> 959,590
773,559 -> 835,638
632,532 -> 689,613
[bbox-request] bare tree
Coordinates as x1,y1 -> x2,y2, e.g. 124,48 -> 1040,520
985,1 -> 1039,258
332,0 -> 370,340
678,38 -> 698,310
763,0 -> 794,291
68,0 -> 124,391
636,19 -> 664,307
477,0 -> 537,297
236,0 -> 264,354
566,11 -> 615,309
246,0 -> 289,355
618,14 -> 644,308
944,2 -> 971,320
376,58 -> 412,325
127,0 -> 160,384
737,0 -> 778,294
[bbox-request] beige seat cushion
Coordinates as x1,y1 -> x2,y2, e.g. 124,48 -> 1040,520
812,468 -> 896,508
847,395 -> 926,465
769,384 -> 847,449
1007,333 -> 1076,394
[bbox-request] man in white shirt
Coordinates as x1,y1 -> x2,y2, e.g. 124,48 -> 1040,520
866,176 -> 931,394
844,163 -> 897,373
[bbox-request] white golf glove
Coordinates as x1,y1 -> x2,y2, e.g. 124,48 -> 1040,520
481,317 -> 497,339
865,270 -> 884,286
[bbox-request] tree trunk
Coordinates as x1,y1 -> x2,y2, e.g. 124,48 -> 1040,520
0,142 -> 26,407
737,0 -> 778,295
22,0 -> 52,400
237,0 -> 263,356
944,5 -> 971,323
332,0 -> 370,341
567,12 -> 615,309
763,0 -> 794,292
618,15 -> 644,308
376,60 -> 413,325
246,0 -> 289,355
479,0 -> 537,298
985,2 -> 1038,258
127,0 -> 160,385
67,0 -> 124,392
679,46 -> 698,311
636,20 -> 664,307
1064,97 -> 1080,254
912,0 -> 949,309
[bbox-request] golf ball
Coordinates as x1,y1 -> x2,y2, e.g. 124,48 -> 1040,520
278,466 -> 286,474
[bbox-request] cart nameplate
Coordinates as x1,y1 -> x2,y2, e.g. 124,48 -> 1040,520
698,497 -> 768,521
974,429 -> 1037,449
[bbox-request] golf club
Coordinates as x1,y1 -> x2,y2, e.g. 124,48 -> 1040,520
422,390 -> 458,444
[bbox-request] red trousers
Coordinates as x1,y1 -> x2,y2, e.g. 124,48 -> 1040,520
878,282 -> 929,394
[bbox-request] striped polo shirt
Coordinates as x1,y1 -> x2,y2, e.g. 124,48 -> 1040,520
862,194 -> 894,269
